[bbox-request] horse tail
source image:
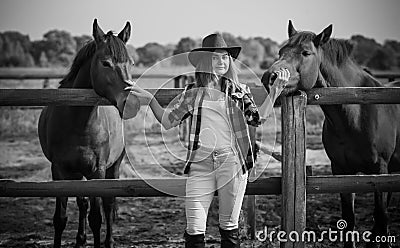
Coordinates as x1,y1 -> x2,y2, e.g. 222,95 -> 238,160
38,107 -> 51,161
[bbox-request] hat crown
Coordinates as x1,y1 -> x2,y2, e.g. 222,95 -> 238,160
188,33 -> 241,66
201,33 -> 228,49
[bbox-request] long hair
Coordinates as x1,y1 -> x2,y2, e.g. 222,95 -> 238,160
194,51 -> 240,91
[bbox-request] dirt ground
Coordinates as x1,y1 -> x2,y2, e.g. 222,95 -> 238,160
0,131 -> 399,248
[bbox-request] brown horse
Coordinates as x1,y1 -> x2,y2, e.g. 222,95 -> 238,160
262,21 -> 400,248
38,19 -> 139,248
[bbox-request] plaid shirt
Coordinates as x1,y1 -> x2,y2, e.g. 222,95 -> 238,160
168,80 -> 261,174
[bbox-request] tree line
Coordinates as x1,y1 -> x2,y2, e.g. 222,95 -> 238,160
1,29 -> 399,71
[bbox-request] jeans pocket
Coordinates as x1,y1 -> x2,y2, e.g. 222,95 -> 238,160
229,155 -> 247,181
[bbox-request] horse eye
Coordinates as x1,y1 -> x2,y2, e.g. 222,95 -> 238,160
101,60 -> 113,68
302,51 -> 311,57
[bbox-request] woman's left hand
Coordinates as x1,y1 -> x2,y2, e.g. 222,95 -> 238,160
259,68 -> 290,121
271,68 -> 290,96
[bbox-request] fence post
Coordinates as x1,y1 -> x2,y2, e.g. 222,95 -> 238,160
281,91 -> 307,248
246,195 -> 256,239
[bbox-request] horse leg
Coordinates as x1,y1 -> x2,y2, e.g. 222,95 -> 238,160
88,196 -> 102,248
102,196 -> 116,248
333,164 -> 356,248
87,170 -> 104,248
51,164 -> 69,248
75,196 -> 89,248
366,158 -> 391,248
367,190 -> 391,248
340,192 -> 356,248
371,158 -> 392,248
102,151 -> 124,248
53,196 -> 68,248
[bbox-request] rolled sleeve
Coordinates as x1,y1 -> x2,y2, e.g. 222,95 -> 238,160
168,85 -> 195,123
242,85 -> 262,127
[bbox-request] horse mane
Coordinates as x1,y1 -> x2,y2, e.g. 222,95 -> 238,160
59,31 -> 130,88
286,31 -> 355,67
59,40 -> 96,88
322,39 -> 355,66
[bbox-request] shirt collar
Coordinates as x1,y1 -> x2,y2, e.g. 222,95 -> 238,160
194,79 -> 241,98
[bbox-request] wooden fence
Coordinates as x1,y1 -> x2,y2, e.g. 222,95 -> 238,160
0,70 -> 398,86
1,71 -> 400,248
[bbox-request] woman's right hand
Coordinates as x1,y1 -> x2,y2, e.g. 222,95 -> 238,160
259,69 -> 290,122
271,68 -> 290,97
124,80 -> 154,105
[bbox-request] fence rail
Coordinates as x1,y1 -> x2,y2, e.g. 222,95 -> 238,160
0,70 -> 399,81
1,175 -> 399,197
0,88 -> 181,107
307,87 -> 400,104
0,71 -> 187,80
2,87 -> 400,107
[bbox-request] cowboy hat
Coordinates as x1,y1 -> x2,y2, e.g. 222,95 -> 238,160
188,33 -> 241,66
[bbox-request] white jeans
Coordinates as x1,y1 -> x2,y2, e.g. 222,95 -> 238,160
185,146 -> 248,235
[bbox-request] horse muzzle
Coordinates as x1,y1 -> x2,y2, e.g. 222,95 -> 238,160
261,71 -> 276,94
261,67 -> 300,96
116,93 -> 140,120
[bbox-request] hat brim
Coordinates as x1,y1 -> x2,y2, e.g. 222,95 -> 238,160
188,46 -> 241,67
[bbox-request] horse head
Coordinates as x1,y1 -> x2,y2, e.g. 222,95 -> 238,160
262,20 -> 333,95
90,19 -> 139,119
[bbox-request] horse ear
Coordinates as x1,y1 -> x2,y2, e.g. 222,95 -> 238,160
118,21 -> 131,43
93,19 -> 105,44
313,24 -> 333,47
288,20 -> 297,38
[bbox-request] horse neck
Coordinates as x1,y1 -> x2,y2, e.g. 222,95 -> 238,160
320,59 -> 382,87
318,60 -> 380,131
65,59 -> 97,118
71,59 -> 93,89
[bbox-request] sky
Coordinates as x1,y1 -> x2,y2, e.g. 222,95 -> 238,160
0,0 -> 399,47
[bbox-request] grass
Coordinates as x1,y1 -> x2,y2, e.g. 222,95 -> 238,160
0,107 -> 164,139
0,107 -> 42,138
0,106 -> 325,144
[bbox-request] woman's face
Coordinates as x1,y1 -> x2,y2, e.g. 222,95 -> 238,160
211,49 -> 230,76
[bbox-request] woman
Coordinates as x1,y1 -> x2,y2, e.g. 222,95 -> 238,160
126,33 -> 289,248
